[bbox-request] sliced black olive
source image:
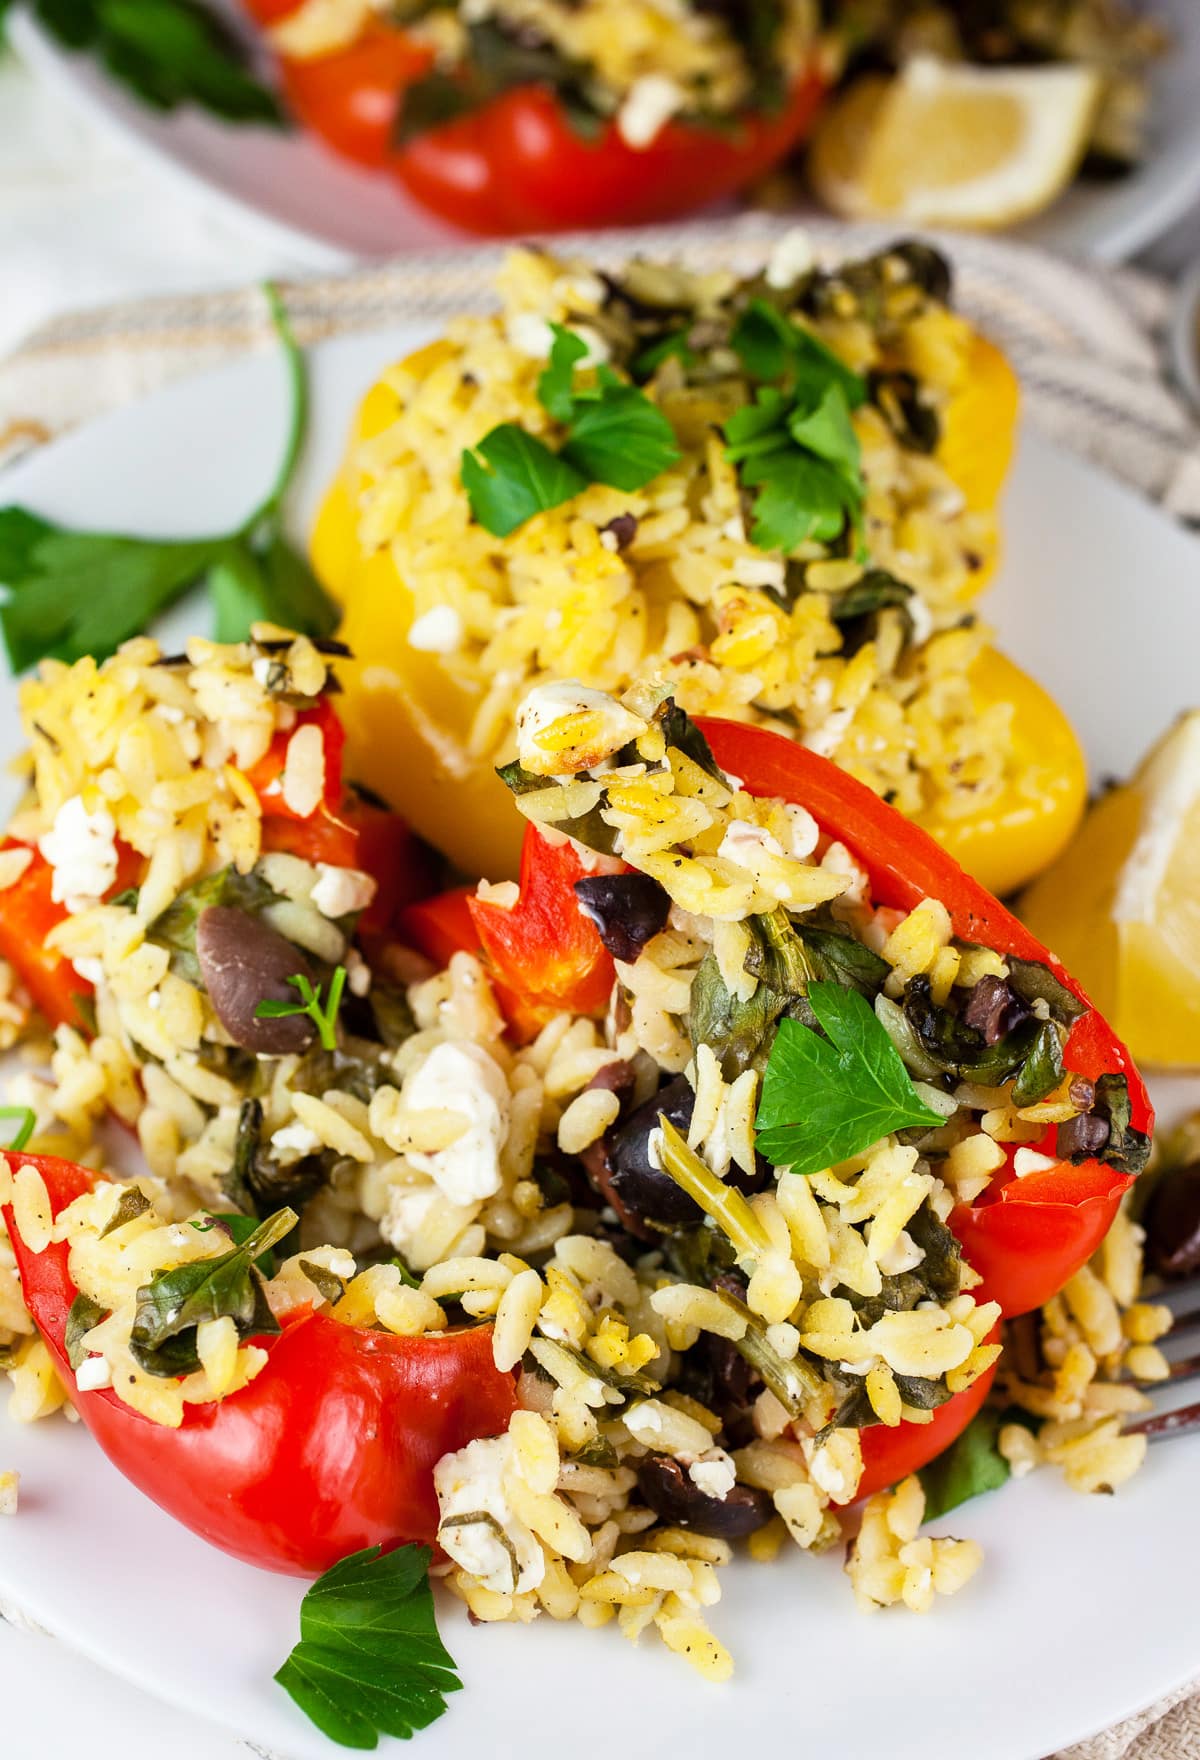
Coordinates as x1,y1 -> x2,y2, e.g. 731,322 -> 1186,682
963,975 -> 1031,1046
889,239 -> 953,303
600,513 -> 639,551
1144,1161 -> 1200,1279
574,874 -> 670,964
636,1453 -> 772,1539
196,905 -> 315,1055
603,1074 -> 700,1230
1055,1111 -> 1110,1164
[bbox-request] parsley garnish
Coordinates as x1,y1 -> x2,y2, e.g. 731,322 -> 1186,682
919,1408 -> 1012,1521
461,427 -> 588,540
255,967 -> 348,1053
0,285 -> 337,672
723,300 -> 868,555
4,0 -> 285,126
462,325 -> 680,537
0,1105 -> 36,1152
275,1543 -> 460,1748
755,980 -> 943,1174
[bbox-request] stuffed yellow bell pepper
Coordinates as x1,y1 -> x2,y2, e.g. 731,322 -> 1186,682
316,239 -> 1083,892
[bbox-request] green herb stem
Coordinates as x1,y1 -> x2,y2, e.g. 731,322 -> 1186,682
656,1117 -> 770,1261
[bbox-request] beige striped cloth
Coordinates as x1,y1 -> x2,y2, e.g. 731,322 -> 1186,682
0,211 -> 1198,1757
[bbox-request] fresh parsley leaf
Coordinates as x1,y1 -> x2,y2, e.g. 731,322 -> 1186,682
275,1543 -> 460,1748
462,331 -> 680,534
537,324 -> 590,424
461,424 -> 587,538
561,367 -> 681,492
0,527 -> 222,674
210,532 -> 337,647
255,968 -> 348,1053
130,1205 -> 295,1378
632,329 -> 697,380
739,443 -> 860,553
919,1407 -> 1011,1521
0,283 -> 333,670
0,1104 -> 36,1152
787,382 -> 861,473
731,299 -> 866,407
755,980 -> 943,1174
21,0 -> 284,125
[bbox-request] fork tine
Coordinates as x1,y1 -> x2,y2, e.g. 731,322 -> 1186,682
1125,1399 -> 1200,1442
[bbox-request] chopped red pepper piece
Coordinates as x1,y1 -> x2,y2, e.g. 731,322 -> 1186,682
3,1154 -> 517,1576
466,833 -> 616,1041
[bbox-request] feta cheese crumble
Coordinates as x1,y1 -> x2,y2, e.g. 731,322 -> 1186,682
434,1434 -> 545,1594
38,796 -> 119,913
403,1040 -> 510,1204
310,864 -> 377,919
516,680 -> 647,777
408,605 -> 464,655
616,75 -> 685,149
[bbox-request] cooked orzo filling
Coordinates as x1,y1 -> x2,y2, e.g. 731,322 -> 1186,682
323,237 -> 1057,887
269,0 -> 823,143
0,643 -> 1162,1676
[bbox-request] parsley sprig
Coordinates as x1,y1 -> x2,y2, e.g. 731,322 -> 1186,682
255,966 -> 348,1052
0,285 -> 337,673
755,980 -> 943,1175
1,0 -> 285,125
724,299 -> 868,555
0,1105 -> 36,1152
462,324 -> 681,537
276,1544 -> 461,1748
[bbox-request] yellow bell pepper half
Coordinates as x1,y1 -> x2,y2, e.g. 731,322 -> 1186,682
316,327 -> 1081,896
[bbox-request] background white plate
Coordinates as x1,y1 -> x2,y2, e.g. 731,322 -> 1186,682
0,326 -> 1199,1760
10,0 -> 1200,267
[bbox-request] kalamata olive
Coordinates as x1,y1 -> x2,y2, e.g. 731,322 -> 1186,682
636,1453 -> 773,1539
604,1074 -> 701,1229
196,905 -> 316,1055
574,874 -> 670,964
963,975 -> 1030,1046
1056,1111 -> 1110,1163
585,1059 -> 638,1109
600,512 -> 638,551
1144,1161 -> 1200,1279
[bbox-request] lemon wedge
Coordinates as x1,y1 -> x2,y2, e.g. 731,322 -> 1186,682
1021,713 -> 1200,1069
809,56 -> 1102,229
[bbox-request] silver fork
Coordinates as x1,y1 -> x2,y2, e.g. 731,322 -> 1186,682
1125,1271 -> 1200,1442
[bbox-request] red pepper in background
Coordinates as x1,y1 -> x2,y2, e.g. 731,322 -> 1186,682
239,0 -> 828,235
3,1155 -> 517,1576
392,73 -> 829,237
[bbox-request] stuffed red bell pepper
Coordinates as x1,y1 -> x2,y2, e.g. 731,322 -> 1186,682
2,1153 -> 516,1575
402,691 -> 1149,1502
239,0 -> 829,234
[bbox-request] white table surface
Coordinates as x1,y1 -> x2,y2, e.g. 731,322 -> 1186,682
2,29 -> 1199,1757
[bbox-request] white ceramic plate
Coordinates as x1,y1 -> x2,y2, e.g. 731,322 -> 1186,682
0,327 -> 1199,1760
11,0 -> 1200,267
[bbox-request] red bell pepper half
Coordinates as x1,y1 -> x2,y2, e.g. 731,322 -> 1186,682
401,714 -> 1148,1497
3,1154 -> 517,1576
699,717 -> 1151,1323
